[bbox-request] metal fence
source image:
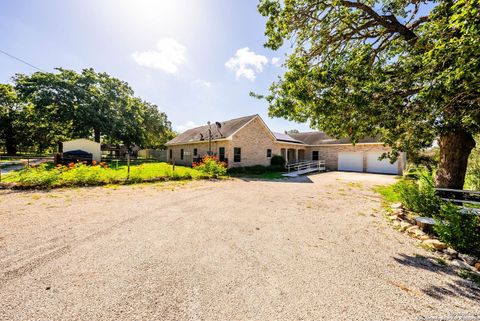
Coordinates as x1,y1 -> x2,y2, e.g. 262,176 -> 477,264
138,149 -> 168,162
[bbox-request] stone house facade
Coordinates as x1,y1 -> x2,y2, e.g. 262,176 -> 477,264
165,114 -> 405,174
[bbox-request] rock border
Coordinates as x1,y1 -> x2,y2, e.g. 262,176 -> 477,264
387,203 -> 480,273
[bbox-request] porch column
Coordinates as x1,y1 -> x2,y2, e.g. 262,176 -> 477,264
295,149 -> 298,163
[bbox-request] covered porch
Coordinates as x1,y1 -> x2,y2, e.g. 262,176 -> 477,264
281,148 -> 307,164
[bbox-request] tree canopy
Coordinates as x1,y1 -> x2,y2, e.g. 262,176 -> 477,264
257,0 -> 480,188
0,68 -> 174,154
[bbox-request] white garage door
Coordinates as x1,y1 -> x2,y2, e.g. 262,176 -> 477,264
338,152 -> 363,172
367,153 -> 398,174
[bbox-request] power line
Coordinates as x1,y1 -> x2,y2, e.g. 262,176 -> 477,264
0,48 -> 48,73
0,48 -> 95,98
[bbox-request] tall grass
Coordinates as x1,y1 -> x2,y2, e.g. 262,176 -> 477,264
2,162 -> 203,188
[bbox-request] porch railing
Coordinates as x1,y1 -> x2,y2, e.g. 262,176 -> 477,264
286,160 -> 326,173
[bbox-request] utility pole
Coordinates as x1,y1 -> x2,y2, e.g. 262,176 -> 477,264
207,121 -> 212,155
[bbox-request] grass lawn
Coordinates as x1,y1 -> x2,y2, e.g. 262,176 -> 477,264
1,162 -> 204,189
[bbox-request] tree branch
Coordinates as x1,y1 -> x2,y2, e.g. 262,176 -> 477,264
339,0 -> 419,43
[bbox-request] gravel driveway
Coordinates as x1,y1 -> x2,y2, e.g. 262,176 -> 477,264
0,172 -> 478,320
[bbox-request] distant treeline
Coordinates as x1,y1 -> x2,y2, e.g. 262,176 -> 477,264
0,68 -> 175,155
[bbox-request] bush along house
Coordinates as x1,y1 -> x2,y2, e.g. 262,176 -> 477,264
165,114 -> 406,175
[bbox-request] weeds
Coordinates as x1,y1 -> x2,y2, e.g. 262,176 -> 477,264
2,162 -> 204,189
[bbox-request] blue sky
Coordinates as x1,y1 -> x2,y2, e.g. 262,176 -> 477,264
0,0 -> 312,133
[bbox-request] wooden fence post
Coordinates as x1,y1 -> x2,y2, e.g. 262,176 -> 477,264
127,153 -> 131,180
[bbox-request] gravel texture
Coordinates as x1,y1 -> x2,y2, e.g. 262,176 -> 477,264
0,172 -> 478,321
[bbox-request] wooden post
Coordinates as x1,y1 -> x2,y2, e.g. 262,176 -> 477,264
172,158 -> 175,172
127,153 -> 131,180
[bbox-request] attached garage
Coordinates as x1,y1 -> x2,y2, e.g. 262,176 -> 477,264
366,152 -> 399,174
338,152 -> 363,172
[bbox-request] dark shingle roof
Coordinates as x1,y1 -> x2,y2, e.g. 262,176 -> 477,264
289,132 -> 380,145
167,114 -> 381,146
166,115 -> 257,145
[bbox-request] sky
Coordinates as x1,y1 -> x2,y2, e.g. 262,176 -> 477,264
0,0 -> 312,133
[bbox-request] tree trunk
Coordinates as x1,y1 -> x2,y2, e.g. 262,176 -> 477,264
94,129 -> 101,143
5,124 -> 17,155
435,129 -> 475,189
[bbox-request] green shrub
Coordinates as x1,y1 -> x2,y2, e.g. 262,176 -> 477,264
270,155 -> 286,167
398,169 -> 441,216
3,162 -> 202,188
433,203 -> 480,256
465,138 -> 480,190
192,156 -> 227,178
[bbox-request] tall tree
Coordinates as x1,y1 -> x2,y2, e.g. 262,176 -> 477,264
8,68 -> 173,153
257,0 -> 480,188
0,84 -> 21,154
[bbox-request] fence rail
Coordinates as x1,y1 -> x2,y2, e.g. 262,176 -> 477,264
435,188 -> 480,205
285,160 -> 326,174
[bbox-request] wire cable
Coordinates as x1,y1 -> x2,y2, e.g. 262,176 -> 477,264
0,48 -> 48,73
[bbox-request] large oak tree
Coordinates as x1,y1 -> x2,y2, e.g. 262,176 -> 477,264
1,68 -> 173,153
257,0 -> 480,188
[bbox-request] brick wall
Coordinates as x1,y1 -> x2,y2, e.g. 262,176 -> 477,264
167,116 -> 404,173
305,144 -> 404,174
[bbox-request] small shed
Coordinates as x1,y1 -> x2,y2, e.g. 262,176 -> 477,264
63,139 -> 101,162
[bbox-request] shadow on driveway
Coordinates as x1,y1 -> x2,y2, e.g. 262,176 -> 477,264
393,253 -> 480,301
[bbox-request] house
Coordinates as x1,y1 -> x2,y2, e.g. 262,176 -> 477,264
165,114 -> 406,175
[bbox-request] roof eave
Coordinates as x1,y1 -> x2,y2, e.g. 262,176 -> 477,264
165,138 -> 229,146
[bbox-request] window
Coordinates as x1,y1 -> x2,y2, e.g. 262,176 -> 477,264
219,147 -> 225,162
193,148 -> 197,156
169,149 -> 172,159
180,149 -> 184,160
267,149 -> 272,158
312,151 -> 319,161
234,147 -> 241,163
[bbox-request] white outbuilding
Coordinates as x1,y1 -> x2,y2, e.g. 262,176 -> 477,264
62,139 -> 101,162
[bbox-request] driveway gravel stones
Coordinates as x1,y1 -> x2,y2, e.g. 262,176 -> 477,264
0,172 -> 479,320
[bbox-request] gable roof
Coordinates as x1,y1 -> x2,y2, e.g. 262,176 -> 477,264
166,114 -> 381,146
288,132 -> 380,145
166,114 -> 257,145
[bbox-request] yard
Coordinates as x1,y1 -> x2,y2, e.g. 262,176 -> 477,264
0,172 -> 478,320
1,161 -> 204,188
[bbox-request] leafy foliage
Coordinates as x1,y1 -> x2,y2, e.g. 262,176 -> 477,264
1,68 -> 173,153
270,154 -> 286,167
398,169 -> 441,216
433,202 -> 480,255
192,156 -> 227,178
465,136 -> 480,190
2,162 -> 201,188
256,0 -> 480,187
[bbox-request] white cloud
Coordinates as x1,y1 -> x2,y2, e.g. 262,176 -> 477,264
225,47 -> 268,81
175,120 -> 198,132
193,79 -> 212,88
271,57 -> 282,67
132,38 -> 187,74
